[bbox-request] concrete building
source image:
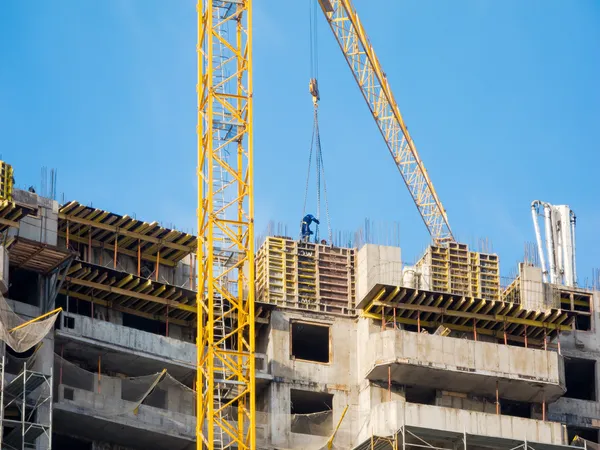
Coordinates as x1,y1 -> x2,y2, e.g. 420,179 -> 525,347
0,171 -> 599,449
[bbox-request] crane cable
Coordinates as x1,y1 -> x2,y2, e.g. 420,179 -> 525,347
301,0 -> 332,244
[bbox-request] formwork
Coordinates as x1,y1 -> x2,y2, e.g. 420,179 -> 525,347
416,242 -> 500,301
0,161 -> 13,202
255,236 -> 356,315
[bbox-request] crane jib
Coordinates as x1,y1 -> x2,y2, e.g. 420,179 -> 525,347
317,0 -> 454,244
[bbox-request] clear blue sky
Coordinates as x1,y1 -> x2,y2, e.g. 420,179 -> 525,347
1,1 -> 598,285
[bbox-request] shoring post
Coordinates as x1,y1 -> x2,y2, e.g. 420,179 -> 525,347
524,324 -> 528,348
189,254 -> 193,289
137,240 -> 141,277
393,307 -> 396,330
503,320 -> 508,345
417,311 -> 421,333
88,226 -> 92,262
166,303 -> 170,337
66,220 -> 70,248
60,344 -> 64,385
473,319 -> 477,341
557,329 -> 562,355
98,355 -> 101,394
156,249 -> 160,281
544,327 -> 547,351
114,234 -> 118,269
496,380 -> 499,415
542,391 -> 546,421
388,366 -> 391,402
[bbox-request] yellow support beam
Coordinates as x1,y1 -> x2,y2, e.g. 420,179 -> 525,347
58,213 -> 193,254
370,299 -> 572,331
64,276 -> 195,313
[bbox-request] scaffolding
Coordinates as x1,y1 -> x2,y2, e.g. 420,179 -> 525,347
0,356 -> 54,450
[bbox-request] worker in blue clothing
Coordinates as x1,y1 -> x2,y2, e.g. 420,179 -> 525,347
301,214 -> 320,242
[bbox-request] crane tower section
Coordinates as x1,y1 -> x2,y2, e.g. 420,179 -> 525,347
197,1 -> 256,449
317,0 -> 454,245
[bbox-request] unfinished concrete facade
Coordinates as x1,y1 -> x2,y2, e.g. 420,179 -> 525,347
0,181 -> 599,449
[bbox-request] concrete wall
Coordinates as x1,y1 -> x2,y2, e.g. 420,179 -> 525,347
363,329 -> 565,402
357,401 -> 567,446
357,244 -> 402,301
59,313 -> 196,367
10,189 -> 58,246
263,310 -> 357,448
55,385 -> 195,440
549,291 -> 600,432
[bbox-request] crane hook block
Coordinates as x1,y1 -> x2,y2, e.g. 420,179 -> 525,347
309,78 -> 320,105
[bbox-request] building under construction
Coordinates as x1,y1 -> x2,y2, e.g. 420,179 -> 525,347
0,159 -> 598,450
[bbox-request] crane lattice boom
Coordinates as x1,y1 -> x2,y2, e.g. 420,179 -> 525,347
318,0 -> 454,244
197,1 -> 256,449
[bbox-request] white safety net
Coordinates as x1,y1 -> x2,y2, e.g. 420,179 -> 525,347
0,293 -> 59,353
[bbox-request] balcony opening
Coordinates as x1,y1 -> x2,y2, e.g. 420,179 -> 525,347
405,386 -> 436,405
8,268 -> 39,306
500,399 -> 531,418
122,312 -> 166,336
144,387 -> 167,410
565,357 -> 596,400
52,434 -> 92,450
291,322 -> 330,363
56,293 -> 92,318
567,425 -> 599,444
290,389 -> 333,436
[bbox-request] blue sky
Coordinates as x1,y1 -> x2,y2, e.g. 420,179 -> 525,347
1,1 -> 598,284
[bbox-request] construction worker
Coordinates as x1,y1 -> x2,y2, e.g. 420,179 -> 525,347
301,214 -> 320,242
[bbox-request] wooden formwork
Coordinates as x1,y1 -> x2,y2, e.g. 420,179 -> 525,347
417,242 -> 500,302
255,236 -> 356,315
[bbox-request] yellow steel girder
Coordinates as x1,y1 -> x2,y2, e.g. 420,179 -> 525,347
198,1 -> 256,449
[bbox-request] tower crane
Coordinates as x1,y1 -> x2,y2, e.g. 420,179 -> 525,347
197,1 -> 455,449
316,0 -> 454,245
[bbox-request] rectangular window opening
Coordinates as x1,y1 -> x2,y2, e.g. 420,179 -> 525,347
291,322 -> 330,363
575,314 -> 592,331
63,387 -> 74,401
290,389 -> 333,436
405,386 -> 436,405
565,357 -> 596,401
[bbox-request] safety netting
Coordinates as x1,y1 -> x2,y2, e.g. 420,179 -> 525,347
0,293 -> 60,353
54,354 -> 196,435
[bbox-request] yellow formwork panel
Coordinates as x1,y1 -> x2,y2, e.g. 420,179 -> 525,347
418,243 -> 500,301
255,236 -> 356,314
0,161 -> 14,202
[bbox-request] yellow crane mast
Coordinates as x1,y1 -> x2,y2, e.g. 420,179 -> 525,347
317,0 -> 454,245
197,1 -> 256,449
